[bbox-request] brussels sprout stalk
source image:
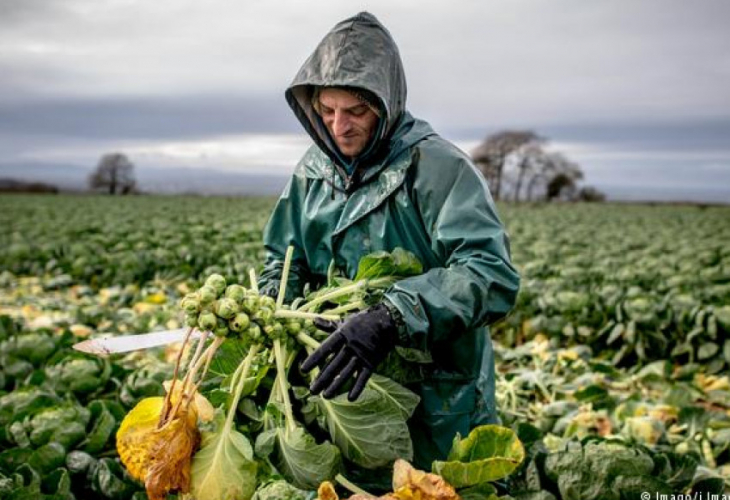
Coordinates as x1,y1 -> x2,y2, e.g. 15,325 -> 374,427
225,344 -> 261,432
276,246 -> 294,310
158,326 -> 196,427
274,339 -> 296,434
297,280 -> 369,312
322,300 -> 366,316
335,473 -> 374,498
273,309 -> 339,322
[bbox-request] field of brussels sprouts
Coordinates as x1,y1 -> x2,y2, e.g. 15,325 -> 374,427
1,194 -> 729,499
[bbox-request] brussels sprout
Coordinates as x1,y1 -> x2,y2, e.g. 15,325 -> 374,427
260,295 -> 276,309
304,318 -> 316,333
225,284 -> 246,303
264,322 -> 285,341
214,320 -> 230,338
198,312 -> 217,331
247,324 -> 262,342
229,312 -> 250,333
214,298 -> 239,320
242,296 -> 260,314
180,293 -> 200,314
184,313 -> 199,327
286,319 -> 302,335
198,285 -> 218,306
205,274 -> 227,295
254,307 -> 273,325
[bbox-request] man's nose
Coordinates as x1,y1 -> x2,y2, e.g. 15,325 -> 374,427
332,111 -> 352,135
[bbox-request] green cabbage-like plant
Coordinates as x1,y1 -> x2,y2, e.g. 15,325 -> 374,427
432,424 -> 525,488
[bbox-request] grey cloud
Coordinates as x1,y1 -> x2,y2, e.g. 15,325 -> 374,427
0,94 -> 298,141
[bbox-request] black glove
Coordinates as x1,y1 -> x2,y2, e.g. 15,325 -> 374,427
259,281 -> 279,300
300,303 -> 397,401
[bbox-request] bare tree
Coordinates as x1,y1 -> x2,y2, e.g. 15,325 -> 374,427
545,156 -> 584,201
512,143 -> 545,202
471,130 -> 542,201
89,153 -> 136,195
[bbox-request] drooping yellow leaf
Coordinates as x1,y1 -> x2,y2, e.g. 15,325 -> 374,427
117,384 -> 212,496
117,397 -> 166,482
144,406 -> 200,500
392,459 -> 459,500
318,481 -> 339,500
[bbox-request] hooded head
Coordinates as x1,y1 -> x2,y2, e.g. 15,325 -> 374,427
285,12 -> 408,172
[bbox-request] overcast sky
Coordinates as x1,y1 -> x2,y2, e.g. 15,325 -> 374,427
1,0 -> 729,201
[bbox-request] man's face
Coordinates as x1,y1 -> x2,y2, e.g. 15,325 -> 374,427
318,88 -> 380,159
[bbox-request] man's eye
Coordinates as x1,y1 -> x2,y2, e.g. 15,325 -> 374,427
320,107 -> 334,116
350,106 -> 367,116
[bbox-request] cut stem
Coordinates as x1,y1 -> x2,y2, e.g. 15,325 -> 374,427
274,309 -> 339,322
296,331 -> 321,351
297,280 -> 368,312
249,268 -> 259,294
225,344 -> 260,431
335,473 -> 375,498
277,245 -> 294,309
322,300 -> 366,316
158,327 -> 194,428
273,339 -> 296,434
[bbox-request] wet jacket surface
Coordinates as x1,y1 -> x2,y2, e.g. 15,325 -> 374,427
260,12 -> 520,470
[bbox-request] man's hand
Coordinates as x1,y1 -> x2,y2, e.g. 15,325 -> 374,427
300,303 -> 397,401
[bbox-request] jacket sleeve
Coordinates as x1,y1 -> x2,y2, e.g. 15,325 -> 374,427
258,171 -> 312,302
383,149 -> 520,351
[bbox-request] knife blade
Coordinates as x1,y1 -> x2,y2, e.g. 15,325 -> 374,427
73,328 -> 202,356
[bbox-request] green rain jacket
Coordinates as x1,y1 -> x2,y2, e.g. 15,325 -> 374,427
260,12 -> 520,470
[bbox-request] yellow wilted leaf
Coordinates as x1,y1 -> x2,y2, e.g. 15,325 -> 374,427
117,397 -> 166,482
392,459 -> 460,500
318,481 -> 339,500
117,385 -> 212,480
116,396 -> 201,500
133,302 -> 158,314
145,407 -> 199,500
144,292 -> 167,305
69,324 -> 93,337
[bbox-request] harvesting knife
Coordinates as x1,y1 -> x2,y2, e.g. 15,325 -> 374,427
73,328 -> 202,356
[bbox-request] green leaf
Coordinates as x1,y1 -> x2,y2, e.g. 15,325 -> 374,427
457,482 -> 497,500
190,411 -> 258,500
270,426 -> 341,490
354,248 -> 422,280
26,405 -> 90,449
432,425 -> 525,488
89,458 -> 138,500
252,479 -> 316,500
366,374 -> 420,419
41,467 -> 75,500
544,439 -> 656,500
313,384 -> 414,468
0,448 -> 32,475
65,450 -> 96,477
0,389 -> 61,428
82,400 -> 117,454
697,342 -> 719,361
28,442 -> 65,475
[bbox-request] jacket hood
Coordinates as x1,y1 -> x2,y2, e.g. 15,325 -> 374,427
286,12 -> 424,176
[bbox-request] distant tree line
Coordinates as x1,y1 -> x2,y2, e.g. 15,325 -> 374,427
0,179 -> 59,194
471,130 -> 605,202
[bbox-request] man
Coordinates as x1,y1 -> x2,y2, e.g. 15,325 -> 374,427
259,12 -> 520,470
